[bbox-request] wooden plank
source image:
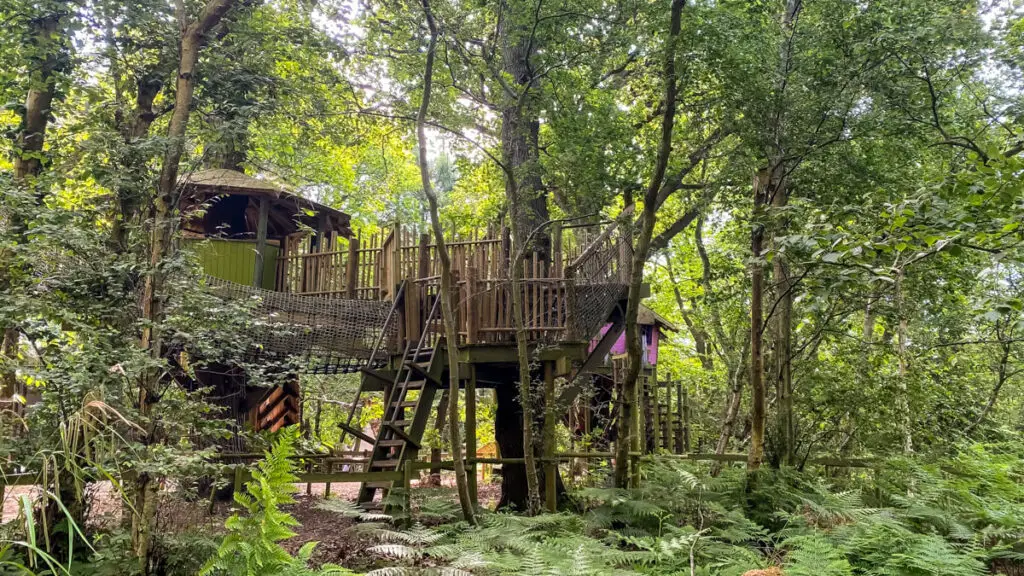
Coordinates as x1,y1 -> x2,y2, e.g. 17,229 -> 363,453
346,236 -> 359,298
384,422 -> 422,449
338,422 -> 375,445
466,265 -> 478,343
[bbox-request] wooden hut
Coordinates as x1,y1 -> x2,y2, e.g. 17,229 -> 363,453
178,169 -> 352,433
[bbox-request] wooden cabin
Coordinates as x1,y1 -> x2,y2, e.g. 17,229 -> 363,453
179,169 -> 352,433
568,305 -> 678,452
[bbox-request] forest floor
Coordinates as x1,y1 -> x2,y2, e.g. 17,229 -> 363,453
0,473 -> 501,568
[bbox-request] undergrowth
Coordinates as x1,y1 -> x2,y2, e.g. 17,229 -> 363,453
314,441 -> 1024,576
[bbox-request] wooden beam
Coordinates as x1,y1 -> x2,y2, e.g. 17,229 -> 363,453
360,367 -> 395,388
543,361 -> 557,512
555,319 -> 624,406
254,196 -> 269,288
338,422 -> 375,445
466,364 -> 478,507
404,361 -> 443,388
345,236 -> 359,299
384,422 -> 422,449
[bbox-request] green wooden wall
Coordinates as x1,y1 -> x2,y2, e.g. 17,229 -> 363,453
186,238 -> 279,290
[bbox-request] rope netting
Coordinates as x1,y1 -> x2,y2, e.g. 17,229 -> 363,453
203,275 -> 396,374
567,223 -> 633,341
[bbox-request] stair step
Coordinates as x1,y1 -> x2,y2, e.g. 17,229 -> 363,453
378,439 -> 406,447
364,481 -> 393,489
372,459 -> 401,469
391,401 -> 418,409
401,381 -> 426,390
391,419 -> 413,427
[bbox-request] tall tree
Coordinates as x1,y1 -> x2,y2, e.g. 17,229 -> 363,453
414,0 -> 476,524
134,0 -> 236,569
1,3 -> 67,419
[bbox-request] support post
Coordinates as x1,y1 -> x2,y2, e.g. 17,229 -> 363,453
403,459 -> 413,524
681,383 -> 690,453
466,364 -> 478,508
253,197 -> 269,288
345,236 -> 359,298
651,379 -> 661,452
429,390 -> 449,485
552,222 -> 563,277
466,265 -> 479,344
325,461 -> 333,497
543,361 -> 557,512
233,465 -> 244,495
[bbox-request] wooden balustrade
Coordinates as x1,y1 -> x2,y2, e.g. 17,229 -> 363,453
274,222 -> 627,345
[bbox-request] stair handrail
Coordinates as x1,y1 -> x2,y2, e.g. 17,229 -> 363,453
384,288 -> 442,426
337,280 -> 407,449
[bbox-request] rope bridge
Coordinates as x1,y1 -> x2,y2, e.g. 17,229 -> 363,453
203,275 -> 397,374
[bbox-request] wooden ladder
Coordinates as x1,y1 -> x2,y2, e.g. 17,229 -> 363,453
357,294 -> 444,504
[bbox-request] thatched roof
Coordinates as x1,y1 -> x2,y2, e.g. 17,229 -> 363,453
180,169 -> 351,238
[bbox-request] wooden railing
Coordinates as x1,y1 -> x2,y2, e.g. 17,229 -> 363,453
275,220 -> 631,346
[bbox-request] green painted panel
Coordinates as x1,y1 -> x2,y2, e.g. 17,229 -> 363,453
185,238 -> 279,289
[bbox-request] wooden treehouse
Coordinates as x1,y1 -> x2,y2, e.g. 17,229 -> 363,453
182,169 -> 692,509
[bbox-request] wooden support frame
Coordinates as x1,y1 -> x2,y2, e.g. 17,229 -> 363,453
543,361 -> 557,512
253,197 -> 270,288
338,422 -> 376,445
465,364 -> 478,507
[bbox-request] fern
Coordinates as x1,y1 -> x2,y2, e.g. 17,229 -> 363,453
201,426 -> 355,576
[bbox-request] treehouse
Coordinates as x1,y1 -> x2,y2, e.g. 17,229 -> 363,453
181,169 -> 679,509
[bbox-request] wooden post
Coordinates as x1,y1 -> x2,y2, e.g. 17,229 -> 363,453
543,361 -> 557,512
680,383 -> 690,453
552,222 -> 563,278
233,465 -> 244,495
618,224 -> 630,284
466,265 -> 479,344
325,460 -> 333,497
254,197 -> 270,288
651,380 -> 661,452
450,269 -> 461,338
466,364 -> 478,508
403,459 -> 413,524
429,390 -> 449,485
662,383 -> 671,452
345,236 -> 359,298
564,267 -> 577,340
417,232 -> 430,279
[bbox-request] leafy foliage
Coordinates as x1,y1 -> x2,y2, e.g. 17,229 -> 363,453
201,426 -> 354,576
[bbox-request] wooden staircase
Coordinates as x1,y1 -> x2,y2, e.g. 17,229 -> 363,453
338,288 -> 444,504
356,340 -> 444,503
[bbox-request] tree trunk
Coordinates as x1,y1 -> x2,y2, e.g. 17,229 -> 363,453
111,64 -> 171,251
2,11 -> 63,418
427,390 -> 449,486
498,0 -> 549,258
416,0 -> 476,524
966,328 -> 1015,433
134,2 -> 236,570
710,341 -> 748,476
894,269 -> 913,454
771,183 -> 794,467
747,170 -> 769,471
615,0 -> 686,488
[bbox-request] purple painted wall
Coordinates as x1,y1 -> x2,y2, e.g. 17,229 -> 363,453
590,323 -> 660,367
